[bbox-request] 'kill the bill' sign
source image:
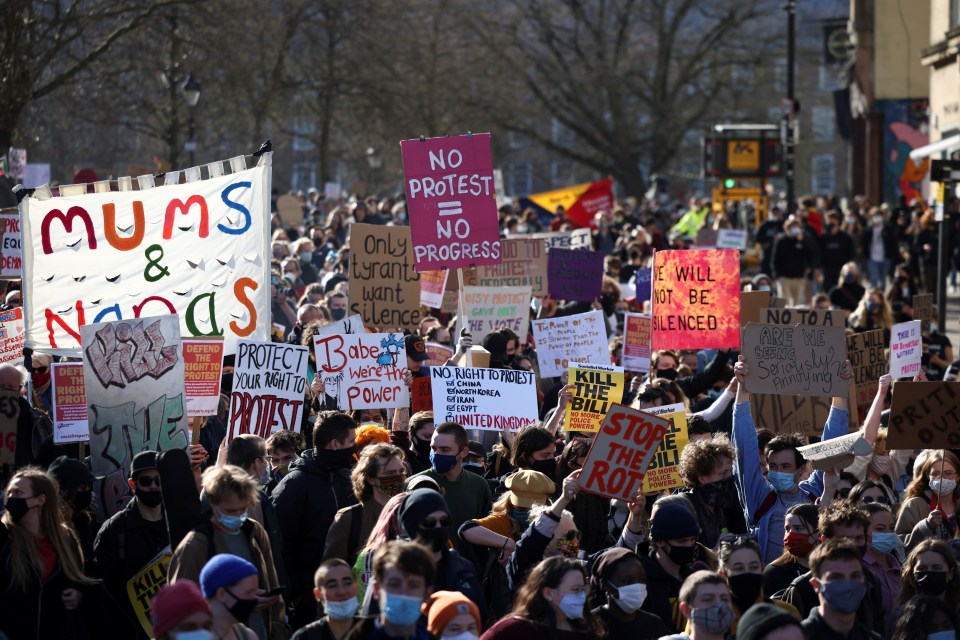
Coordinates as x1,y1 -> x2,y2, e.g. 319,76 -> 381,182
400,133 -> 501,272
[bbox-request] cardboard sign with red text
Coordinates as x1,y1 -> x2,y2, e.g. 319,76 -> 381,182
313,332 -> 410,412
400,133 -> 501,272
891,320 -> 922,379
52,362 -> 87,443
622,313 -> 651,372
651,249 -> 740,350
228,339 -> 307,442
419,270 -> 449,309
577,404 -> 669,501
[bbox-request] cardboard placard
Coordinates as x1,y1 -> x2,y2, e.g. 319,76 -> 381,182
312,332 -> 410,411
741,323 -> 847,396
740,291 -> 771,327
400,133 -> 501,272
717,228 -> 748,249
651,249 -> 740,350
420,270 -> 449,309
314,313 -> 366,336
847,330 -> 886,408
547,248 -> 604,301
430,365 -> 538,430
750,393 -> 856,436
228,340 -> 307,442
0,213 -> 21,278
425,342 -> 454,367
462,285 -> 531,345
51,362 -> 88,443
891,320 -> 922,379
276,194 -> 303,225
887,382 -> 960,448
0,389 -> 18,465
912,293 -> 933,334
81,315 -> 187,517
349,223 -> 422,331
22,158 -> 272,356
127,548 -> 173,637
324,181 -> 341,201
531,309 -> 608,378
182,338 -> 224,417
798,433 -> 873,470
622,313 -> 651,373
461,237 -> 548,296
0,307 -> 25,365
761,307 -> 848,327
577,404 -> 669,501
695,227 -> 718,248
533,228 -> 592,251
564,363 -> 626,432
640,403 -> 688,492
634,267 -> 652,304
411,376 -> 433,413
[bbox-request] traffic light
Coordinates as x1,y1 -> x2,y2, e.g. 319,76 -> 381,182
723,178 -> 736,189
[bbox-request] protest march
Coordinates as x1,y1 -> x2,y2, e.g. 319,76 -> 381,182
4,14 -> 960,640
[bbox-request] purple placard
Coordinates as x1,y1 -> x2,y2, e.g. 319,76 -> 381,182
548,248 -> 604,301
634,267 -> 652,303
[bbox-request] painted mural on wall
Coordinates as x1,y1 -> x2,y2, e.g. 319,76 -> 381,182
879,99 -> 929,205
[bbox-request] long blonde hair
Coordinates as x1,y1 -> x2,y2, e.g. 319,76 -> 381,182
2,467 -> 89,591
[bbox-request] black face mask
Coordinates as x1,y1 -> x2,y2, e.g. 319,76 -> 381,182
601,293 -> 617,316
225,588 -> 258,624
221,374 -> 234,396
656,368 -> 678,381
317,446 -> 356,470
916,570 -> 949,597
727,572 -> 763,611
330,308 -> 346,321
4,496 -> 31,523
665,543 -> 696,566
71,489 -> 93,512
412,436 -> 432,457
136,488 -> 163,508
417,526 -> 450,553
530,457 -> 557,479
697,476 -> 735,509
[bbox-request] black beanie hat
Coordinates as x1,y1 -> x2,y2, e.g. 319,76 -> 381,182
399,488 -> 449,537
650,502 -> 700,542
589,547 -> 643,594
47,456 -> 94,494
737,603 -> 801,640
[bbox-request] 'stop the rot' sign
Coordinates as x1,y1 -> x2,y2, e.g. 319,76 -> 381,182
400,133 -> 502,272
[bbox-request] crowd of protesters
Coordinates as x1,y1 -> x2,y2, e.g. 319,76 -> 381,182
3,184 -> 960,640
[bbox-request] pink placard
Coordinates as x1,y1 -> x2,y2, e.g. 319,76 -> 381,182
400,133 -> 501,272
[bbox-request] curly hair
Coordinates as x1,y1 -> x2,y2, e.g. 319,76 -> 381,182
818,501 -> 870,539
764,433 -> 806,469
678,435 -> 735,488
350,443 -> 404,502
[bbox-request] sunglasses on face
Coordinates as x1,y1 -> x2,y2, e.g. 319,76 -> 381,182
33,367 -> 48,374
861,495 -> 891,505
421,516 -> 449,529
137,475 -> 161,488
561,529 -> 582,542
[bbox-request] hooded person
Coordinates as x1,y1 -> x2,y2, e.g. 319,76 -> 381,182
590,547 -> 670,640
47,455 -> 96,562
640,502 -> 704,633
393,489 -> 486,619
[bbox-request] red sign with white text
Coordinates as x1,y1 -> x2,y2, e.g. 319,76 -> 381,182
400,133 -> 501,272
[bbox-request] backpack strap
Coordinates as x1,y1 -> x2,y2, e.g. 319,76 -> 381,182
751,490 -> 779,527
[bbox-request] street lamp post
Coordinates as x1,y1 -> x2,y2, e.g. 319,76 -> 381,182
181,73 -> 201,166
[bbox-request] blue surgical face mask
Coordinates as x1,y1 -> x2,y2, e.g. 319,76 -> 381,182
430,451 -> 458,474
216,508 -> 247,531
817,580 -> 867,614
325,595 -> 359,620
928,631 -> 956,640
870,532 -> 899,555
174,631 -> 214,640
381,591 -> 423,627
768,470 -> 796,493
557,592 -> 587,620
512,507 -> 531,529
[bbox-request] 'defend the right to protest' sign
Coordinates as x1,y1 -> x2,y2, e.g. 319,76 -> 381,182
430,365 -> 538,431
651,249 -> 740,350
400,133 -> 501,272
891,320 -> 922,379
577,404 -> 669,501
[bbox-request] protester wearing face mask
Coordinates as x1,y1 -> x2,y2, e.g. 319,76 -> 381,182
860,207 -> 898,290
771,217 -> 820,307
590,547 -> 670,640
818,212 -> 856,293
828,262 -> 867,312
896,450 -> 960,550
349,541 -> 436,640
424,590 -> 482,640
496,425 -> 559,493
763,504 -> 820,598
482,557 -> 601,640
265,429 -> 303,483
95,451 -> 171,639
717,539 -> 800,629
861,503 -> 902,612
404,334 -> 432,388
894,541 -> 960,623
849,288 -> 894,343
677,436 -> 747,549
324,444 -> 405,566
151,579 -> 215,640
406,422 -> 492,570
198,554 -> 262,640
291,237 -> 319,285
395,411 -> 435,475
47,455 -> 96,564
646,349 -> 732,404
891,595 -> 960,640
272,411 -> 358,629
0,467 -> 97,640
170,466 -> 284,640
660,571 -> 736,640
506,471 -> 583,590
732,356 -> 854,563
292,559 -> 362,640
735,603 -> 805,640
801,540 -> 874,640
326,291 -> 349,322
